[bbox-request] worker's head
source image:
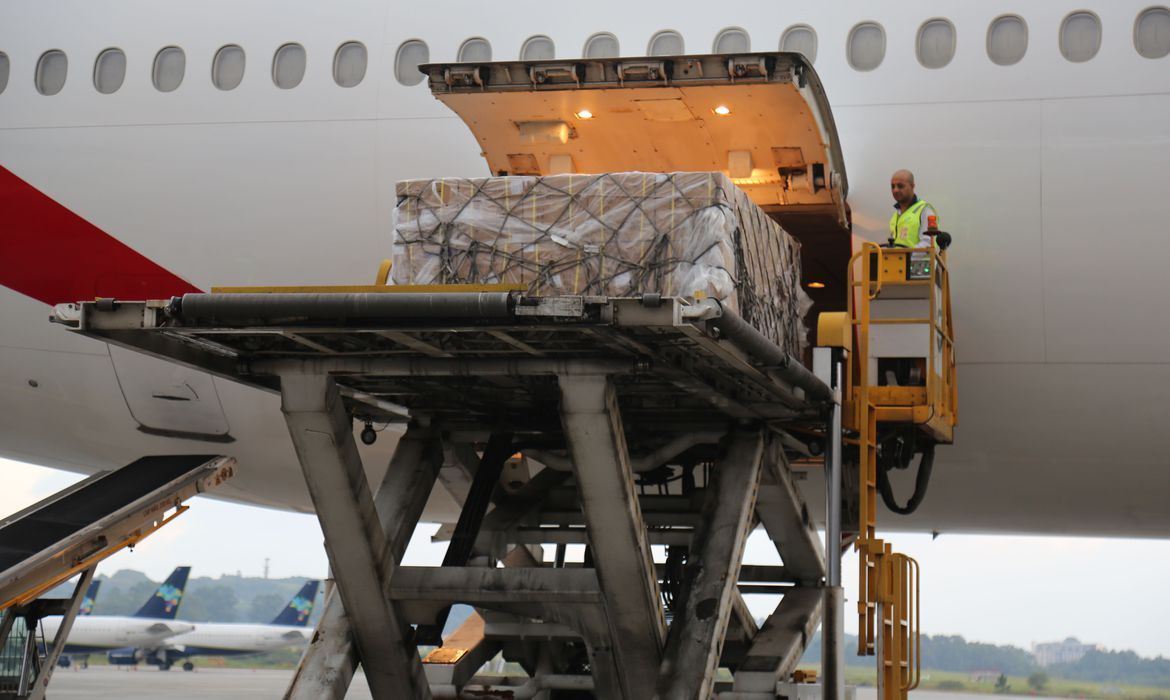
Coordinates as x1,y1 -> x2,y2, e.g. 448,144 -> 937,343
890,169 -> 916,206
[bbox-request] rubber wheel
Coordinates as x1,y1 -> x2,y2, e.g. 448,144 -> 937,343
183,662 -> 194,672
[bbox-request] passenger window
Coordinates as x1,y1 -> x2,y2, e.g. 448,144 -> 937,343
153,46 -> 185,92
648,30 -> 685,56
987,15 -> 1028,66
1060,11 -> 1102,62
273,43 -> 306,89
713,27 -> 750,53
583,32 -> 619,59
847,22 -> 886,71
458,37 -> 492,62
0,52 -> 7,94
36,50 -> 68,96
212,45 -> 245,91
520,35 -> 555,61
917,19 -> 956,69
333,41 -> 367,87
394,39 -> 429,85
1135,7 -> 1170,59
94,48 -> 126,94
780,25 -> 818,64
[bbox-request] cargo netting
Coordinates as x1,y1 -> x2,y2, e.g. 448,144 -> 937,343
394,172 -> 809,356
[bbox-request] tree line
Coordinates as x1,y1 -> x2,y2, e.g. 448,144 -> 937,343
798,631 -> 1170,687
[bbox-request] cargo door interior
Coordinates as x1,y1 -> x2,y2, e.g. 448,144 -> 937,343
423,52 -> 853,315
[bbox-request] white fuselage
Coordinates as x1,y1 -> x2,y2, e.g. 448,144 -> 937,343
165,622 -> 311,656
39,615 -> 195,651
1,1 -> 1168,536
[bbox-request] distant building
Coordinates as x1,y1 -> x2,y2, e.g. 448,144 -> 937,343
1032,637 -> 1103,666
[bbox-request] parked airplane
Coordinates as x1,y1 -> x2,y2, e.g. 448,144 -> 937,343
55,579 -> 101,668
39,567 -> 194,658
0,1 -> 1168,537
77,579 -> 99,616
110,580 -> 321,671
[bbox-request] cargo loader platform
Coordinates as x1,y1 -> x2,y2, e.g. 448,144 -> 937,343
54,290 -> 836,699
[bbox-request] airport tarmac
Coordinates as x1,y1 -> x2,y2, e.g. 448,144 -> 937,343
45,665 -> 374,699
44,666 -> 1066,700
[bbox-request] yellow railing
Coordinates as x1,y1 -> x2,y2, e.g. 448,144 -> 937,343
844,242 -> 955,700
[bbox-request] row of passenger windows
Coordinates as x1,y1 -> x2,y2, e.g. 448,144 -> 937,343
397,8 -> 1170,84
1,9 -> 1167,96
0,41 -> 367,96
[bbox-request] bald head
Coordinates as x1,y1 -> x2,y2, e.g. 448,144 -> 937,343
891,169 -> 917,208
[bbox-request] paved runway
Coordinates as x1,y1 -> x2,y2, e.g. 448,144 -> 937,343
43,667 -> 1063,700
45,666 -> 375,699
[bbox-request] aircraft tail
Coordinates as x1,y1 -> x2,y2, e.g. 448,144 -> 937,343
79,579 -> 101,615
133,566 -> 191,619
270,580 -> 320,626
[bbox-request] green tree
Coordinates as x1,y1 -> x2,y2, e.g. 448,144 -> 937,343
994,673 -> 1011,693
180,584 -> 239,622
1028,671 -> 1049,691
247,592 -> 285,623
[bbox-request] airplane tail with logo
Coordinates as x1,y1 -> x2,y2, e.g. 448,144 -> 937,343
133,566 -> 191,619
79,579 -> 101,615
270,580 -> 320,627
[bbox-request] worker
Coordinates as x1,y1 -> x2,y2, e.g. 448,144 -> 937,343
888,169 -> 938,248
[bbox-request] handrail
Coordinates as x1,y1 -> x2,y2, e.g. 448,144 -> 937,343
846,242 -> 885,300
908,555 -> 921,691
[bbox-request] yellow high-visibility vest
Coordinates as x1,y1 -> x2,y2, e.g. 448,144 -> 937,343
888,199 -> 934,248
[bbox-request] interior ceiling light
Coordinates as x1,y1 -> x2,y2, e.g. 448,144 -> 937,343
807,281 -> 826,289
713,105 -> 732,116
574,109 -> 594,119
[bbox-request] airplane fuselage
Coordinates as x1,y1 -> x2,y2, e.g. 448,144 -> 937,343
2,0 -> 1169,535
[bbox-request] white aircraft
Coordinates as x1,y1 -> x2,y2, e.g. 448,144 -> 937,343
0,1 -> 1168,537
39,567 -> 194,656
113,580 -> 320,671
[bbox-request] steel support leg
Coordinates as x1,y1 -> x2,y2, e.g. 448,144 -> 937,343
558,373 -> 665,699
287,421 -> 444,700
280,375 -> 431,700
286,421 -> 442,700
28,566 -> 96,700
416,432 -> 514,645
823,358 -> 846,700
656,429 -> 764,700
756,441 -> 826,585
732,587 -> 824,693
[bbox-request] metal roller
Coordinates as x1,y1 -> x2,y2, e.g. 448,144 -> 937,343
172,292 -> 514,322
694,298 -> 831,403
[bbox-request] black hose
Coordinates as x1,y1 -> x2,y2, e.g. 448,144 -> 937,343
877,443 -> 934,515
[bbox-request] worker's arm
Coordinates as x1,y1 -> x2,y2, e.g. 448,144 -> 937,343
916,206 -> 937,248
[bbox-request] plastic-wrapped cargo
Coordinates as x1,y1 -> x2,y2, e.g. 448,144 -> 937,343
393,172 -> 810,357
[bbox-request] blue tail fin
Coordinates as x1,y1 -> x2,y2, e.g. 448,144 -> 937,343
270,580 -> 320,626
133,566 -> 191,619
79,579 -> 101,615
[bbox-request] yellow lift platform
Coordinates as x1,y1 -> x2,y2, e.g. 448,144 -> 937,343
817,236 -> 958,700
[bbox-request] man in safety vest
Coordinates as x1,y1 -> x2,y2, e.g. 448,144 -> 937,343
888,169 -> 938,248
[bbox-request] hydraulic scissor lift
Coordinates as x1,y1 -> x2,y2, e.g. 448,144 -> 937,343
53,238 -> 955,699
57,288 -> 835,699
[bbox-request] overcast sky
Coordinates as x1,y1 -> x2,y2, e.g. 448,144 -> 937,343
5,457 -> 1168,659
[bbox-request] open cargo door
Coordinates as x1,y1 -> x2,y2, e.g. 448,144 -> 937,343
422,52 -> 852,315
